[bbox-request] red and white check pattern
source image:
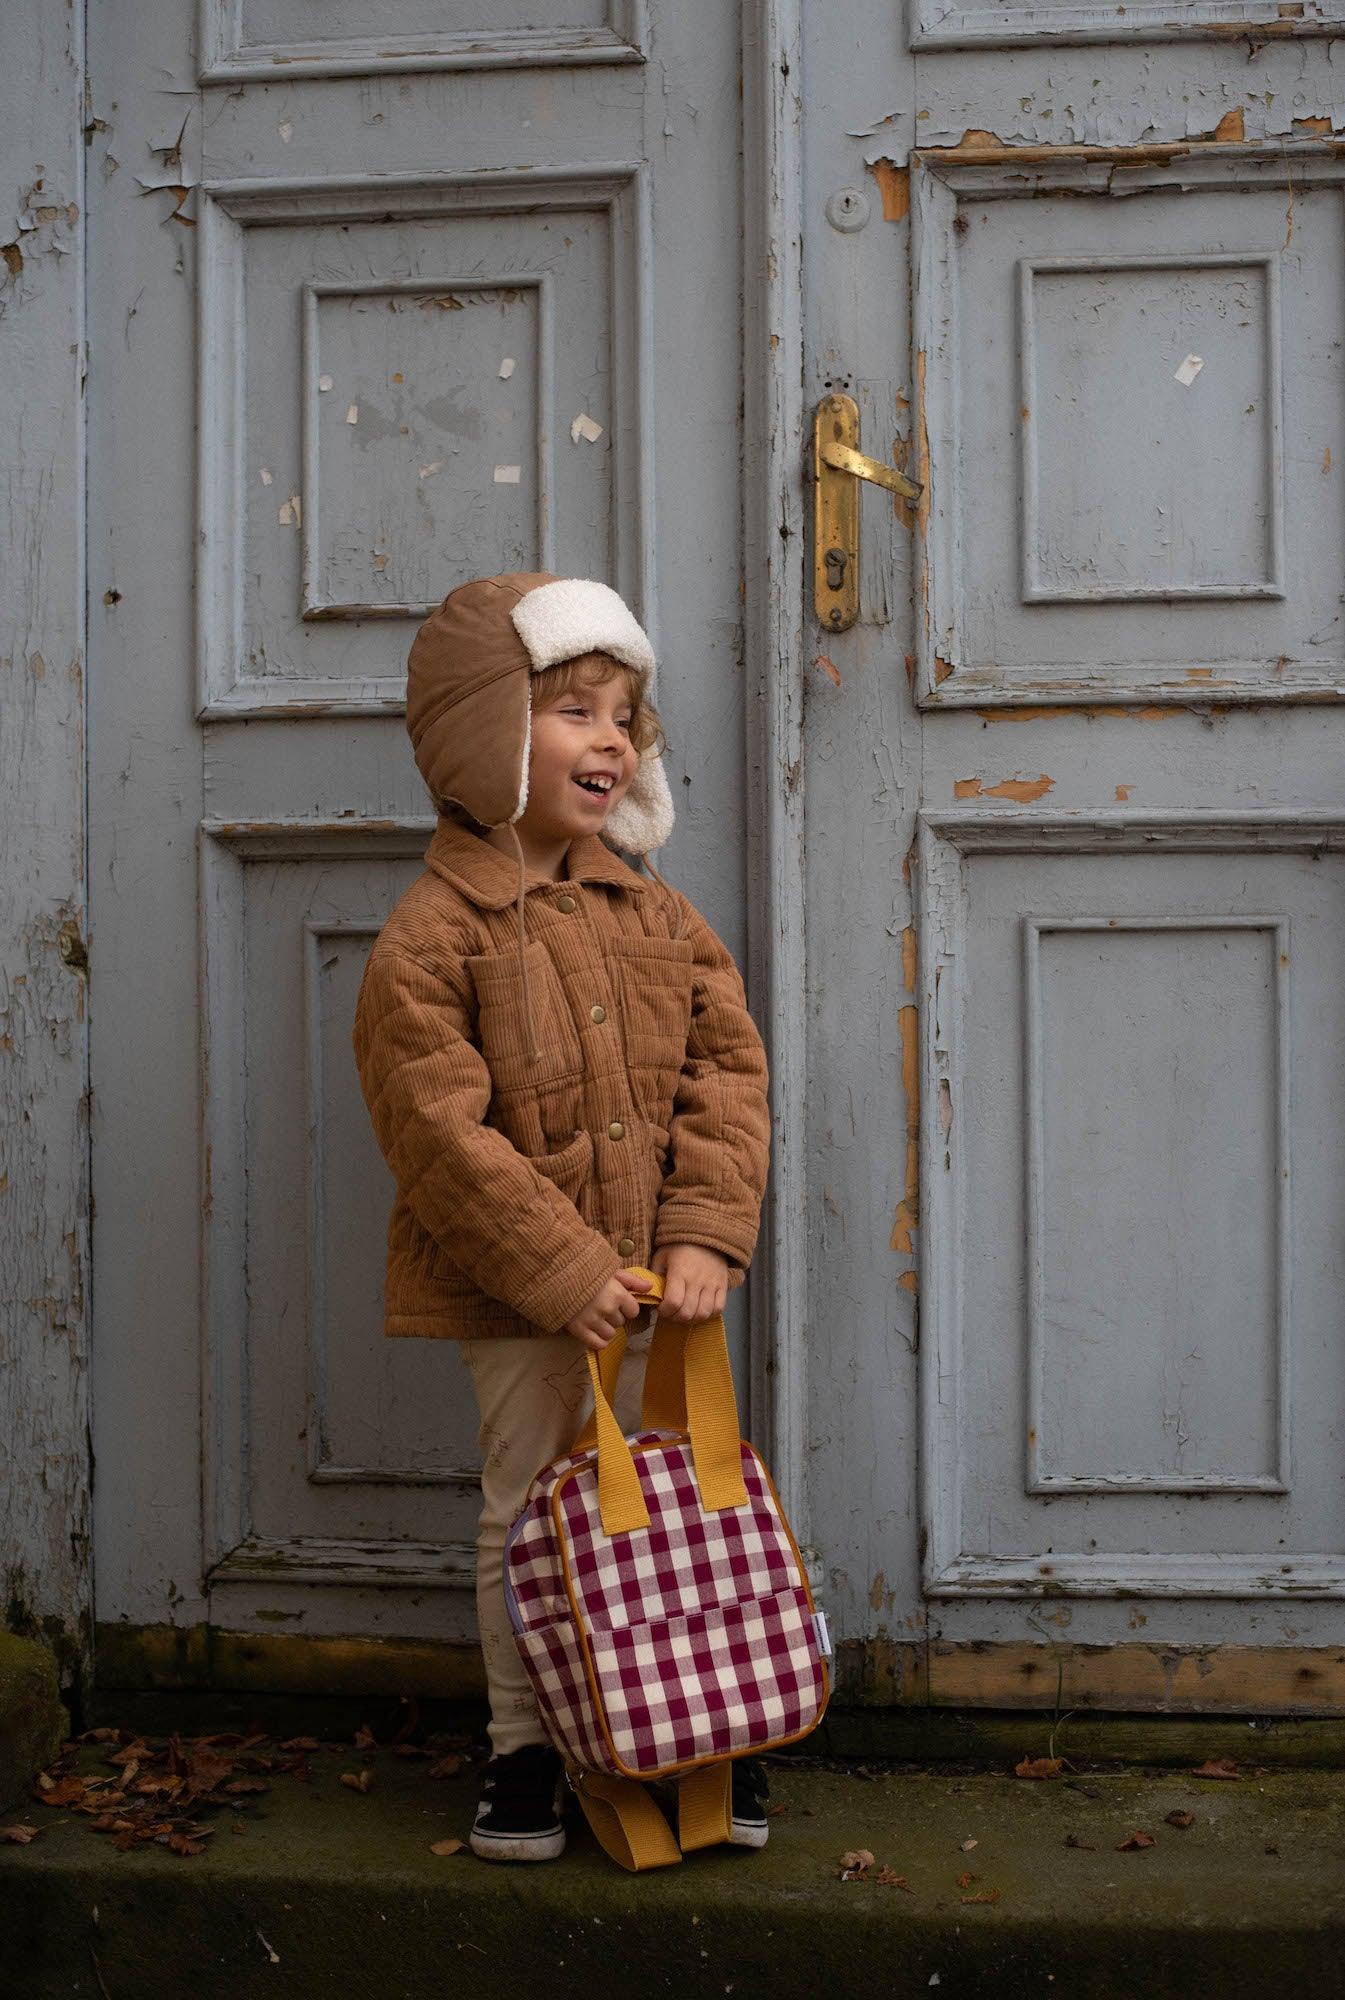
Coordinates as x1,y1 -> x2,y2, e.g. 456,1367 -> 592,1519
505,1431 -> 827,1776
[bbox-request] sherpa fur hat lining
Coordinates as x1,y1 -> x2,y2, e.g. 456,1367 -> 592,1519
506,576 -> 674,855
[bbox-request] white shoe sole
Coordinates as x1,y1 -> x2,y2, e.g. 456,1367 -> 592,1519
728,1818 -> 769,1849
469,1823 -> 566,1862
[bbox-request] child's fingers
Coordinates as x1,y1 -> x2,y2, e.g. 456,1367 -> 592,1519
656,1275 -> 686,1319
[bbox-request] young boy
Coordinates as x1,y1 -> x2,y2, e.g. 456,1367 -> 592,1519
351,573 -> 772,1862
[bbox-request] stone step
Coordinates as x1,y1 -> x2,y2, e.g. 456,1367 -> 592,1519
3,1717 -> 1344,1998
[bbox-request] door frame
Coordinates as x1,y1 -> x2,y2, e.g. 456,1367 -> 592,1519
742,0 -> 810,1537
0,0 -> 93,1713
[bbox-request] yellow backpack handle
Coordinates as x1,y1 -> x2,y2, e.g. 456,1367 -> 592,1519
574,1265 -> 748,1537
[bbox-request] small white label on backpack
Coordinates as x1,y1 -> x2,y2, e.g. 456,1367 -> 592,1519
812,1609 -> 833,1658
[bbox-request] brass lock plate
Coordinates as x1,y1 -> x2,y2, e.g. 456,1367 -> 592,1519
812,393 -> 921,634
813,394 -> 862,634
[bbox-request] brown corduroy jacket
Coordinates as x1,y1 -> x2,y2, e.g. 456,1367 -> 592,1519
351,817 -> 771,1340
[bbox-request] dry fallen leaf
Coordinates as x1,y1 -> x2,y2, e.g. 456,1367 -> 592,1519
427,1755 -> 462,1780
956,1871 -> 977,1890
1014,1756 -> 1064,1780
223,1778 -> 270,1795
278,1736 -> 320,1753
959,1837 -> 978,1852
1165,1809 -> 1196,1830
961,1889 -> 1002,1905
430,1837 -> 465,1856
874,1866 -> 911,1889
105,1739 -> 152,1767
353,1723 -> 377,1751
1191,1758 -> 1239,1781
839,1848 -> 875,1871
33,1775 -> 88,1808
1,1825 -> 40,1844
1118,1830 -> 1157,1851
340,1770 -> 372,1793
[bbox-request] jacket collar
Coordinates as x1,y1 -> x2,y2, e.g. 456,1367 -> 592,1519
424,816 -> 649,910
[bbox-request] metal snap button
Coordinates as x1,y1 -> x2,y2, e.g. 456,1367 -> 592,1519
607,1121 -> 625,1141
556,894 -> 576,912
617,1236 -> 635,1256
590,1004 -> 606,1023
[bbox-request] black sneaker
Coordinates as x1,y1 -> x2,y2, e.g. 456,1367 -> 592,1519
728,1755 -> 770,1848
469,1742 -> 566,1862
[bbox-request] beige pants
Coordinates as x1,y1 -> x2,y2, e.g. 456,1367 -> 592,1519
457,1314 -> 656,1757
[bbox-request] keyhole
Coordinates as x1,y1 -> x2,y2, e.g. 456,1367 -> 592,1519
824,546 -> 848,591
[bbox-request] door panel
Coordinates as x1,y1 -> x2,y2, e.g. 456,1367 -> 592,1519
913,151 -> 1345,705
919,825 -> 1345,1599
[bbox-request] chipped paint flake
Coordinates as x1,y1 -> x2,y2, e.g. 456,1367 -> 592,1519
890,1003 -> 920,1257
418,460 -> 444,480
868,157 -> 909,221
1174,354 -> 1205,387
570,412 -> 604,445
954,774 -> 1055,803
318,374 -> 333,392
493,464 -> 522,484
499,357 -> 516,379
345,403 -> 359,425
278,493 -> 301,527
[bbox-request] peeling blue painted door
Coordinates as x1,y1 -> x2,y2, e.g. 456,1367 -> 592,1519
87,2 -> 750,1664
801,3 -> 1345,1700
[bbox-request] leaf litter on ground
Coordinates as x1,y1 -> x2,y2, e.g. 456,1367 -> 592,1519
24,1718 -> 477,1860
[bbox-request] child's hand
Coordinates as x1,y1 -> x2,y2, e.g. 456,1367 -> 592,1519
649,1245 -> 730,1323
564,1268 -> 654,1352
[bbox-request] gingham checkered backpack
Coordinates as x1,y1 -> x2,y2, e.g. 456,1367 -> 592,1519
503,1266 -> 831,1870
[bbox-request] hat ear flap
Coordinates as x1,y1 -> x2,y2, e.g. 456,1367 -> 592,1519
508,689 -> 532,824
602,746 -> 674,855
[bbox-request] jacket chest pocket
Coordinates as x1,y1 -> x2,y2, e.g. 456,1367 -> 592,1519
466,942 -> 583,1094
609,935 -> 695,1083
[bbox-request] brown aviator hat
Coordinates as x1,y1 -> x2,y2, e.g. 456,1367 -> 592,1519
405,572 -> 679,1060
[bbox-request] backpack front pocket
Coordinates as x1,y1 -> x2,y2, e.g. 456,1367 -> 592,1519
582,1583 -> 828,1777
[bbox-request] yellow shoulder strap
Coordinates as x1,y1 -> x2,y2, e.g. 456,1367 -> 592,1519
571,1268 -> 748,1534
568,1770 -> 682,1870
677,1759 -> 733,1852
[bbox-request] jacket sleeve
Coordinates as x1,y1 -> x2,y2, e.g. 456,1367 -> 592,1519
651,896 -> 771,1289
352,946 -> 623,1335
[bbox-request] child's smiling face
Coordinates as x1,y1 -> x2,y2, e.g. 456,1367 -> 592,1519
521,653 -> 641,842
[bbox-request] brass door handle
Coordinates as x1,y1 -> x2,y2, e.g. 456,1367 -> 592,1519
812,394 -> 922,633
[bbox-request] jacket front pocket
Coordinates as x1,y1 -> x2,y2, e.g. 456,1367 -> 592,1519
466,942 -> 583,1093
608,935 -> 695,1077
524,1128 -> 594,1213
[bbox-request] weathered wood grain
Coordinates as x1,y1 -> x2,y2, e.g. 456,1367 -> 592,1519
0,0 -> 91,1708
